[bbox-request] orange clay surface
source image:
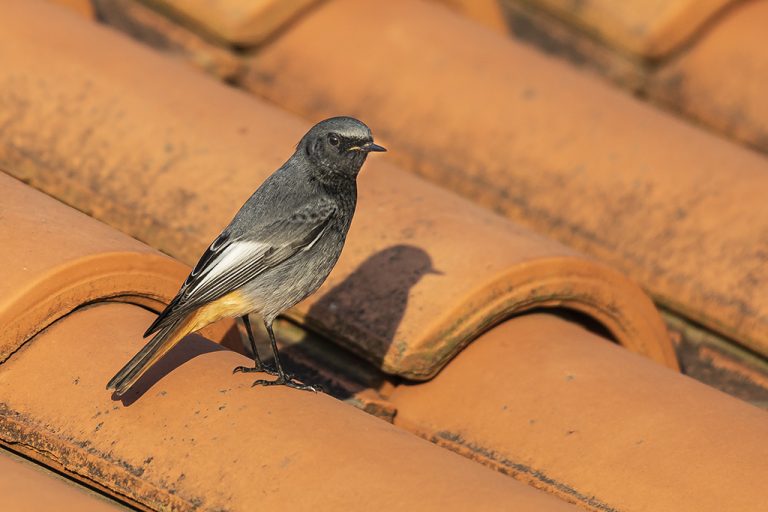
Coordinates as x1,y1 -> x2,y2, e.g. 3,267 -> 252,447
0,302 -> 578,512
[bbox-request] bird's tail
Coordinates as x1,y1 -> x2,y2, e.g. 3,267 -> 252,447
107,313 -> 195,395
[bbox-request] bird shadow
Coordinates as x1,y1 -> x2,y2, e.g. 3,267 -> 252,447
274,244 -> 440,400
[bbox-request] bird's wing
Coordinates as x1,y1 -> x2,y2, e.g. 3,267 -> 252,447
144,200 -> 337,337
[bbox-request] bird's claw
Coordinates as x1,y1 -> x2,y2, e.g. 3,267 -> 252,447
251,376 -> 322,393
232,364 -> 278,376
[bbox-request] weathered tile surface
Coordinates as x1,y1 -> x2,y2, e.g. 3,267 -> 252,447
144,0 -> 322,46
93,0 -> 243,80
0,173 -> 235,362
0,302 -> 577,512
513,0 -> 734,58
391,313 -> 768,512
649,0 -> 768,153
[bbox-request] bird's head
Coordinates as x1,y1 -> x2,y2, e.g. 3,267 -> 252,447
298,116 -> 386,178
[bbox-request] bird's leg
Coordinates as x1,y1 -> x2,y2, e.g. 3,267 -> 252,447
251,320 -> 322,393
233,315 -> 277,376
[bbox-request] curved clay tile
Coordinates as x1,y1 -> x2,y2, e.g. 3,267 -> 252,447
240,0 -> 768,359
142,0 -> 322,46
510,0 -> 733,59
0,302 -> 577,512
0,173 -> 233,362
0,449 -> 123,511
649,0 -> 768,154
0,0 -> 675,378
390,313 -> 768,512
91,0 -> 243,81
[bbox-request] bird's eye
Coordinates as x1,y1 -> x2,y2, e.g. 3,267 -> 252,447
328,134 -> 340,147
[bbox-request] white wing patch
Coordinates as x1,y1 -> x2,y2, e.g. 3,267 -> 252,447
188,240 -> 270,294
301,223 -> 329,252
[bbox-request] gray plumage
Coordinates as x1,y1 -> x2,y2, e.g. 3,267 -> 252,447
107,116 -> 385,395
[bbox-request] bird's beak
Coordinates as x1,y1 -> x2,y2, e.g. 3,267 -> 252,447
364,142 -> 387,153
349,142 -> 387,153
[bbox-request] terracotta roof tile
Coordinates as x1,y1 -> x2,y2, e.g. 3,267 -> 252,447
648,0 -> 768,153
93,0 -> 243,80
0,0 -> 676,379
389,313 -> 768,512
441,0 -> 735,60
238,0 -> 768,360
142,0 -> 322,46
438,1 -> 768,156
0,173 -> 236,363
0,449 -> 124,511
0,301 -> 577,511
480,0 -> 648,90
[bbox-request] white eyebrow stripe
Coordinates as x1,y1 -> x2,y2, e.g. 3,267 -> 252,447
189,241 -> 269,293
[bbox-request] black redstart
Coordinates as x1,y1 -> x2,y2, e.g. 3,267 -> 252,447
107,117 -> 385,395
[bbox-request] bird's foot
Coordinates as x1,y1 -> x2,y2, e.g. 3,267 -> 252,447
232,364 -> 278,376
251,375 -> 322,393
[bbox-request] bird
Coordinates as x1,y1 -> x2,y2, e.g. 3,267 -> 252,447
107,116 -> 386,395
